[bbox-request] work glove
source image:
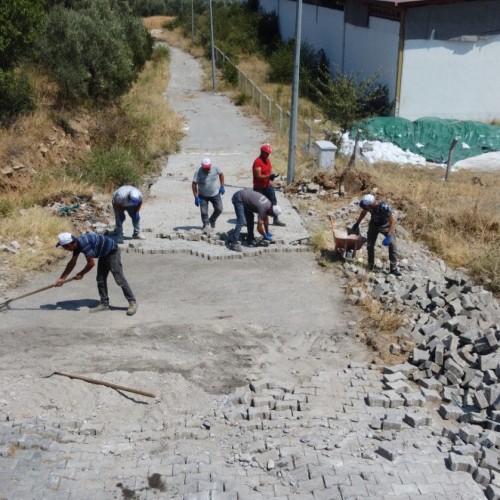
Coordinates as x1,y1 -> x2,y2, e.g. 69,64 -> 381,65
219,186 -> 225,195
118,212 -> 126,222
347,223 -> 359,236
194,197 -> 201,207
266,231 -> 273,239
382,235 -> 392,246
134,212 -> 140,221
269,173 -> 278,181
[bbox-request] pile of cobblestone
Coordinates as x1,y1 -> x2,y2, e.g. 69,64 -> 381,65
336,200 -> 500,490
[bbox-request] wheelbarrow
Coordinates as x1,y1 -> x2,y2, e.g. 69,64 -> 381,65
329,216 -> 367,259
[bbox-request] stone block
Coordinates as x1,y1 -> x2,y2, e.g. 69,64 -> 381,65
482,448 -> 500,473
448,452 -> 477,473
382,416 -> 402,431
403,412 -> 432,428
377,444 -> 398,461
438,404 -> 464,421
420,387 -> 441,403
366,393 -> 389,408
474,466 -> 492,486
402,392 -> 426,407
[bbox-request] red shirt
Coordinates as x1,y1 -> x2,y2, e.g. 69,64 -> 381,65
253,156 -> 272,188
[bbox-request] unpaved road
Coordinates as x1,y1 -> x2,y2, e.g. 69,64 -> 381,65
0,44 -> 365,438
0,44 -> 487,500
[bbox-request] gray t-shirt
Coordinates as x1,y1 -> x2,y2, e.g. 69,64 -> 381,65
112,186 -> 143,207
237,189 -> 272,221
193,165 -> 223,197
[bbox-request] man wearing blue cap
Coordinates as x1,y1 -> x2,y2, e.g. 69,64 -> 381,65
111,185 -> 145,244
351,193 -> 401,276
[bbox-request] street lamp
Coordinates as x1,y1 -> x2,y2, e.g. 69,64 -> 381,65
286,0 -> 302,185
209,0 -> 216,91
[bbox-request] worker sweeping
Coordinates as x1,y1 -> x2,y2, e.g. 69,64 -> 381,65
350,194 -> 401,276
55,232 -> 138,315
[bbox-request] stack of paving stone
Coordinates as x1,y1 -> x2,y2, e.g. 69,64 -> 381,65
360,264 -> 500,492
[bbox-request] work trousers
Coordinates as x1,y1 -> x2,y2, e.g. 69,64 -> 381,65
254,186 -> 279,223
199,194 -> 223,227
114,206 -> 140,237
230,193 -> 247,244
96,248 -> 136,305
366,223 -> 398,271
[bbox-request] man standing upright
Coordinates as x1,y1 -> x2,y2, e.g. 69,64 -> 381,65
55,232 -> 138,315
112,186 -> 145,244
253,143 -> 285,227
192,157 -> 225,234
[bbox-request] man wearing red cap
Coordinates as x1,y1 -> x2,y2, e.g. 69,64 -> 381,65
192,157 -> 225,233
253,144 -> 285,227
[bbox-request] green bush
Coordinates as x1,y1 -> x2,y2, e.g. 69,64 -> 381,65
72,147 -> 141,190
222,61 -> 238,86
314,68 -> 391,134
234,92 -> 250,106
0,199 -> 14,217
37,0 -> 152,103
0,69 -> 36,125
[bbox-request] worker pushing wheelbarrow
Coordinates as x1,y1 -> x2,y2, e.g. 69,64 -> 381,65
329,216 -> 367,260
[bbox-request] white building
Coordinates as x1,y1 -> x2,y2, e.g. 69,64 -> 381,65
259,0 -> 500,122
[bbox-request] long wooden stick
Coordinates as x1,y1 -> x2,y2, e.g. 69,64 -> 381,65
51,371 -> 156,399
0,277 -> 76,308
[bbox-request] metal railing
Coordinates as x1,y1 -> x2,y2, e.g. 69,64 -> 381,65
214,46 -> 317,150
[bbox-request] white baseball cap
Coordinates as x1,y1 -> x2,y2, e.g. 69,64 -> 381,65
201,158 -> 212,169
56,232 -> 74,247
272,205 -> 282,217
129,188 -> 141,204
359,194 -> 375,209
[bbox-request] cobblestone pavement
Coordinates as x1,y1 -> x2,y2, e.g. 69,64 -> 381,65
0,45 -> 487,499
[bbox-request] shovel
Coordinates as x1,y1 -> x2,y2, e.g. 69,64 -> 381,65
42,370 -> 156,399
0,277 -> 76,309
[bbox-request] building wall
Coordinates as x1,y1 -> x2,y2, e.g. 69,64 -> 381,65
261,1 -> 399,105
400,36 -> 500,121
263,0 -> 344,71
343,17 -> 399,102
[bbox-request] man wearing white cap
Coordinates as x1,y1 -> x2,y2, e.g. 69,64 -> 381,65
227,189 -> 282,252
55,232 -> 137,315
351,193 -> 401,276
112,185 -> 145,244
192,157 -> 225,233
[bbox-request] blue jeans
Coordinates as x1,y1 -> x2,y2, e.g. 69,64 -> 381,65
230,192 -> 247,244
114,206 -> 140,237
199,194 -> 223,227
96,248 -> 136,305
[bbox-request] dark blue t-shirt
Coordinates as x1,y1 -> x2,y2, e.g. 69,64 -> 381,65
73,233 -> 116,258
366,201 -> 392,226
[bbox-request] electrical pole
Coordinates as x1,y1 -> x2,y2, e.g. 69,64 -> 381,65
209,0 -> 216,91
191,0 -> 195,43
286,0 -> 302,185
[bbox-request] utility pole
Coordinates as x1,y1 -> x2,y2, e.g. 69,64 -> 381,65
286,0 -> 302,185
191,0 -> 195,43
209,0 -> 216,91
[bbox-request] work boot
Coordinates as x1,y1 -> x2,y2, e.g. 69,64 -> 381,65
210,221 -> 216,229
202,225 -> 212,235
390,268 -> 402,277
273,218 -> 286,227
115,237 -> 124,244
228,242 -> 242,252
126,301 -> 138,316
133,233 -> 146,240
89,303 -> 109,313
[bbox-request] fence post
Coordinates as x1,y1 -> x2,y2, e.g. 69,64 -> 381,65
266,96 -> 271,119
305,120 -> 312,151
444,137 -> 458,182
277,105 -> 283,132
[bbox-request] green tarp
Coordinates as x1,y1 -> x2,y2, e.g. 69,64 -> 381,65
354,117 -> 500,163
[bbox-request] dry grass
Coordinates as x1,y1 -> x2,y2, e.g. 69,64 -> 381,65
362,162 -> 500,291
122,54 -> 184,158
0,206 -> 71,274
